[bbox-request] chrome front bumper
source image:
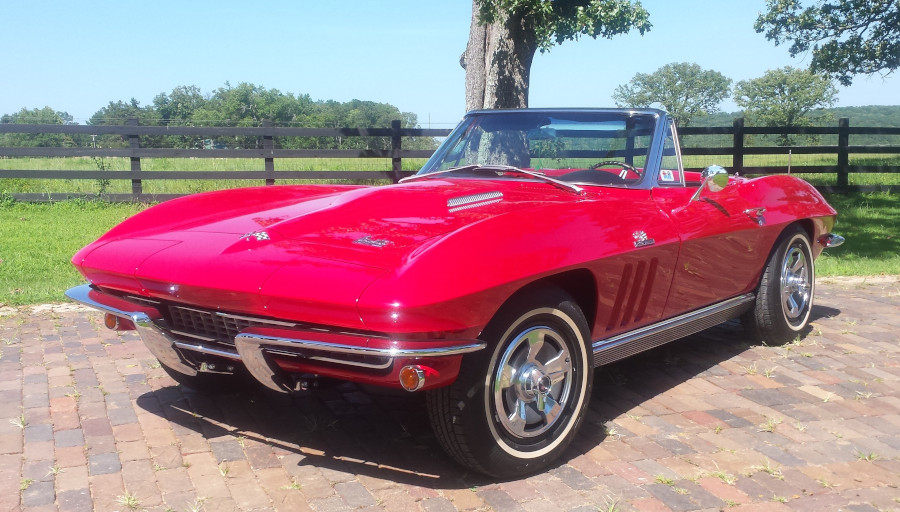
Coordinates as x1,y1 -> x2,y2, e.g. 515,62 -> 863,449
65,284 -> 486,391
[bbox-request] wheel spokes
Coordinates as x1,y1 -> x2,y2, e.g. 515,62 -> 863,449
543,352 -> 571,385
523,329 -> 545,365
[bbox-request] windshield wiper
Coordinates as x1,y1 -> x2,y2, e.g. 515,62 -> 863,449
399,164 -> 584,195
398,164 -> 481,183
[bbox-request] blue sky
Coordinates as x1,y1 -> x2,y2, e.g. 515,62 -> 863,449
2,0 -> 898,127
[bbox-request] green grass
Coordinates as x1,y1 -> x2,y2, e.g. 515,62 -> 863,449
0,198 -> 147,305
815,191 -> 900,276
0,157 -> 430,195
0,188 -> 896,306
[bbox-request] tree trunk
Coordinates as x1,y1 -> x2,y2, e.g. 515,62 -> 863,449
463,3 -> 537,112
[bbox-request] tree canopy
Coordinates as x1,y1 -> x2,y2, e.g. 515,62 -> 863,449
464,0 -> 651,110
734,66 -> 838,145
611,62 -> 732,126
755,0 -> 900,86
7,82 -> 425,151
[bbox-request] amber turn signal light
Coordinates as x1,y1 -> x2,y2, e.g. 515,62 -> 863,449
104,313 -> 120,330
399,365 -> 427,392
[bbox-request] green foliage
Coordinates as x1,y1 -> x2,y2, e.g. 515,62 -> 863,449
0,107 -> 78,148
756,0 -> 900,86
734,66 -> 838,145
2,82 -> 431,152
476,0 -> 652,51
612,62 -> 732,126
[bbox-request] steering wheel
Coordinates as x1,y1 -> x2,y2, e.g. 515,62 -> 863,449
590,160 -> 643,178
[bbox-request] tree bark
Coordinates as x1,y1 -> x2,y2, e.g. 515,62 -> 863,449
463,3 -> 537,112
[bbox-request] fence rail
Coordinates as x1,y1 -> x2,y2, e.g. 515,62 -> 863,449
1,117 -> 899,201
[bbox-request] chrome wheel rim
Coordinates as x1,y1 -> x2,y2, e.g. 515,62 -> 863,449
780,244 -> 811,323
492,326 -> 573,439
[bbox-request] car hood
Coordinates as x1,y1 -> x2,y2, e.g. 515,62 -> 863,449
159,179 -> 579,267
74,179 -> 582,323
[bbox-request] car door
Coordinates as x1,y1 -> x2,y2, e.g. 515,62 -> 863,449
650,124 -> 771,318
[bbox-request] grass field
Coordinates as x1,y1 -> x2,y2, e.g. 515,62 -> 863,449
0,189 -> 896,307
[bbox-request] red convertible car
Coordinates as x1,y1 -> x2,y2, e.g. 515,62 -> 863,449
67,108 -> 843,477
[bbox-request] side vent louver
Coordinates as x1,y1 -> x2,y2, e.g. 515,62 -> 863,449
447,191 -> 503,212
606,258 -> 659,331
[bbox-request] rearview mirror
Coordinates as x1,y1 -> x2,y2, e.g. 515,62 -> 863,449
690,165 -> 729,202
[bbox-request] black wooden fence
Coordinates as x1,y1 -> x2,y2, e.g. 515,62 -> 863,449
1,117 -> 898,201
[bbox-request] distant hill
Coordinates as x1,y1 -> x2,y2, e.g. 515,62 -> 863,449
687,105 -> 900,146
693,105 -> 900,127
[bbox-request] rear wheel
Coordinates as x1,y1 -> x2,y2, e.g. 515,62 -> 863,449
743,226 -> 815,344
426,287 -> 593,478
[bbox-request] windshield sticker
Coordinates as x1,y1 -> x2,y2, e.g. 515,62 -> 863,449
660,169 -> 675,182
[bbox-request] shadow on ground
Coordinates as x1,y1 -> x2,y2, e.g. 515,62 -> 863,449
134,304 -> 839,488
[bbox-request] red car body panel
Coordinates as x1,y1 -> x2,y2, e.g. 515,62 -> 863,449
68,110 -> 840,393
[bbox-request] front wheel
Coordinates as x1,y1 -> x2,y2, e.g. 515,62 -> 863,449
743,226 -> 815,344
427,287 -> 593,478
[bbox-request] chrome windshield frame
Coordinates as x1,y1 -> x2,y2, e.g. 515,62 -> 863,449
413,108 -> 670,191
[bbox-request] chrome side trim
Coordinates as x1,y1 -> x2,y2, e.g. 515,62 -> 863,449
592,294 -> 755,366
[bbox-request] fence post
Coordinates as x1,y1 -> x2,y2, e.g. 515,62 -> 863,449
391,120 -> 402,183
263,120 -> 275,186
127,118 -> 142,199
837,117 -> 849,187
732,117 -> 744,175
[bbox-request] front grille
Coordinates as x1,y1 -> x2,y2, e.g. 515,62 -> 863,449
166,305 -> 255,345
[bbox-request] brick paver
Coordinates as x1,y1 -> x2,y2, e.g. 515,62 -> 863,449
1,277 -> 898,511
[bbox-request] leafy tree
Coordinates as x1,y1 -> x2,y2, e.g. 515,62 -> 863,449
153,85 -> 206,125
755,0 -> 900,86
0,107 -> 79,147
463,0 -> 651,110
611,62 -> 732,125
734,66 -> 838,145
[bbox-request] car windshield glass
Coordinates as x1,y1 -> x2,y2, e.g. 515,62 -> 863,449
416,111 -> 657,187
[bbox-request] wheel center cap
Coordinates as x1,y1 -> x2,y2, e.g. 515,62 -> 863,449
518,365 -> 552,400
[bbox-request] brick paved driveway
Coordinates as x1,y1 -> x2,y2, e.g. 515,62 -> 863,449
1,277 -> 899,512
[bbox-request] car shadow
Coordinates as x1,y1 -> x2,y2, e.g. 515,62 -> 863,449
134,303 -> 839,486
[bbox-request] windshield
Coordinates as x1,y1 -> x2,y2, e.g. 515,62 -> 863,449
417,111 -> 658,187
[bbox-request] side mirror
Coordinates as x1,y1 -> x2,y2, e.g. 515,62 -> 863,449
690,165 -> 729,202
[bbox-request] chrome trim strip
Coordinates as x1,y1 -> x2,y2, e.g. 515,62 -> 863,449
448,198 -> 503,213
447,191 -> 503,209
214,311 -> 298,328
592,294 -> 755,364
265,347 -> 392,370
173,341 -> 241,361
234,332 -> 487,359
65,284 -> 157,327
170,329 -> 217,342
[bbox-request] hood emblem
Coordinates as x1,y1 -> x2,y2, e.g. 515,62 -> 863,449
632,230 -> 655,248
448,191 -> 503,213
240,231 -> 270,241
354,235 -> 391,248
